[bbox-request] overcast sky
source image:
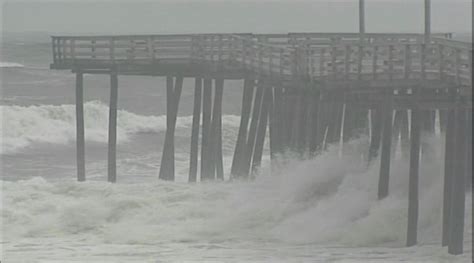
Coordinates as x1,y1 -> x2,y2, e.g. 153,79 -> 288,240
1,0 -> 471,35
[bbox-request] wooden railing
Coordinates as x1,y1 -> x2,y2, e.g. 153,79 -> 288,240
51,33 -> 472,88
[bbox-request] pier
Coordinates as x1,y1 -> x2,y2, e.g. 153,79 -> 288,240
50,0 -> 472,256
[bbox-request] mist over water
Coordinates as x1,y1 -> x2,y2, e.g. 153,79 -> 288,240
1,33 -> 473,261
1,120 -> 472,261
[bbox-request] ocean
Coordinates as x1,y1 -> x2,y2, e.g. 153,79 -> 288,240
0,33 -> 472,262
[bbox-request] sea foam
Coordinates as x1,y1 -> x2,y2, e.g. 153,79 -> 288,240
0,101 -> 241,154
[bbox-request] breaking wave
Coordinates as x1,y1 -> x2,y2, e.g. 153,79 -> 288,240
0,101 -> 240,154
1,139 -> 471,249
0,62 -> 25,68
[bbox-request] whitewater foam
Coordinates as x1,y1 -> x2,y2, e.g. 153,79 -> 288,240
0,62 -> 25,68
0,101 -> 241,154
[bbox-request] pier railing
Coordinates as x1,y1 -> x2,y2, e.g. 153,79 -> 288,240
51,33 -> 472,88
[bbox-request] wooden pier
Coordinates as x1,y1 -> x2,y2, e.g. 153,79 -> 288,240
50,2 -> 472,255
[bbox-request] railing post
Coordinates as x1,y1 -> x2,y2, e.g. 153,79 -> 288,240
148,36 -> 155,62
91,40 -> 96,59
320,48 -> 326,78
357,45 -> 363,80
279,48 -> 284,77
404,44 -> 411,79
372,46 -> 378,79
388,45 -> 394,81
110,38 -> 116,62
62,38 -> 67,60
420,44 -> 426,81
438,44 -> 444,80
331,46 -> 337,80
344,45 -> 351,80
52,37 -> 57,63
454,48 -> 461,85
468,50 -> 473,86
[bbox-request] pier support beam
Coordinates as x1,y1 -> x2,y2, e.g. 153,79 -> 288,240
252,85 -> 271,173
75,71 -> 85,182
378,98 -> 393,200
211,78 -> 224,180
231,79 -> 254,178
448,107 -> 467,255
159,76 -> 183,181
108,71 -> 118,183
407,107 -> 421,246
201,78 -> 213,180
442,109 -> 455,246
368,107 -> 383,165
243,83 -> 264,177
189,78 -> 202,182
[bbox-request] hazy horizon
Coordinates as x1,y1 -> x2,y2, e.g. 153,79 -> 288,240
1,1 -> 472,35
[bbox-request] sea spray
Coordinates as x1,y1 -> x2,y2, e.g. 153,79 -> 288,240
0,101 -> 241,154
1,138 -> 471,249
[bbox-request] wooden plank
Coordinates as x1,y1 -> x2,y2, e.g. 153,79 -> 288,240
188,78 -> 202,183
108,71 -> 119,183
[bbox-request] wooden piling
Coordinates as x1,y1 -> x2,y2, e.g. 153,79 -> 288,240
442,109 -> 455,246
243,83 -> 264,177
211,78 -> 224,180
392,110 -> 410,158
75,71 -> 85,182
448,108 -> 467,255
200,78 -> 213,180
188,78 -> 202,182
159,76 -> 183,181
368,107 -> 383,165
407,107 -> 421,246
465,109 -> 472,191
272,87 -> 283,156
308,90 -> 321,156
108,70 -> 118,183
231,78 -> 254,177
252,85 -> 271,173
378,97 -> 393,200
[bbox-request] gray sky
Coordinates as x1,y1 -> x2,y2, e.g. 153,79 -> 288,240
1,0 -> 471,35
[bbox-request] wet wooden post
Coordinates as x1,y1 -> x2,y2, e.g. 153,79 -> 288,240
308,90 -> 321,156
159,76 -> 183,181
442,109 -> 455,246
378,92 -> 393,200
268,87 -> 278,159
392,110 -> 409,159
407,107 -> 421,246
211,78 -> 224,180
75,71 -> 85,182
252,86 -> 271,173
188,78 -> 202,182
448,107 -> 467,255
368,107 -> 383,165
465,109 -> 472,191
243,84 -> 264,177
290,90 -> 303,152
200,78 -> 213,180
231,78 -> 254,177
108,70 -> 118,183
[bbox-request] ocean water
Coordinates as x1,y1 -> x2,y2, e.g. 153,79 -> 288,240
1,34 -> 472,262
